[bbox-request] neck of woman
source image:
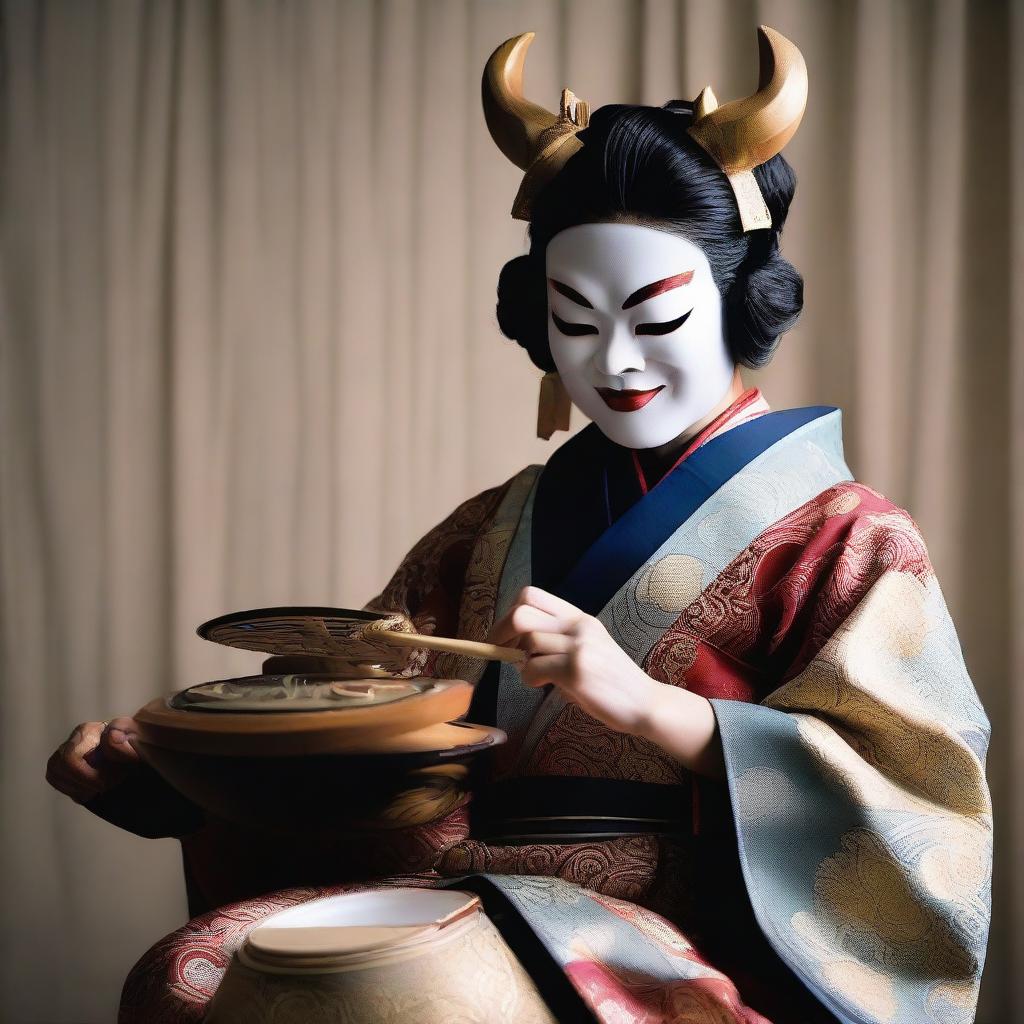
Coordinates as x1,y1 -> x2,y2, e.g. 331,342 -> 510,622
634,367 -> 745,487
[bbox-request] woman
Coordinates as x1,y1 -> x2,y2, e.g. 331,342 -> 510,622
48,28 -> 991,1024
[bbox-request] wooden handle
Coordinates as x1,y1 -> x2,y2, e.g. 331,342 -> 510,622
377,630 -> 526,665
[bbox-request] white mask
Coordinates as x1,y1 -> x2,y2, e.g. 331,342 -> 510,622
545,222 -> 735,450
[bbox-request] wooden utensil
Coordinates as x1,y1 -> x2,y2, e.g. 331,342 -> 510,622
372,628 -> 524,665
197,606 -> 526,671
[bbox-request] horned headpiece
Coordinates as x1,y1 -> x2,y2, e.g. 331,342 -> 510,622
482,25 -> 808,231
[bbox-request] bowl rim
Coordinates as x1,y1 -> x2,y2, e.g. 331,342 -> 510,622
134,678 -> 484,755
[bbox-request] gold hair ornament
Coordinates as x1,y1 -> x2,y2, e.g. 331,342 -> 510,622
481,25 -> 807,231
686,26 -> 807,231
537,371 -> 572,440
482,33 -> 589,221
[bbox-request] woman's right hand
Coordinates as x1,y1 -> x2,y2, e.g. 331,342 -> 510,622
45,717 -> 142,804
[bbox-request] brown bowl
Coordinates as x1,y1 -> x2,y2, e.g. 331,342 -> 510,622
134,678 -> 505,833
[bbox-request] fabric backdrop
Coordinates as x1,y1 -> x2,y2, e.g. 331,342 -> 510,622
1,1 -> 1020,1021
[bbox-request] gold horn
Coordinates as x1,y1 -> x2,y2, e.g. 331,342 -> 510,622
688,26 -> 808,231
482,33 -> 558,171
482,33 -> 590,220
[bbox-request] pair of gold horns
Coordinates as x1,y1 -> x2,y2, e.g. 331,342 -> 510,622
482,25 -> 807,231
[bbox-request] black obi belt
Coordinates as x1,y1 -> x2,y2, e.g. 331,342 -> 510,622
470,776 -> 691,844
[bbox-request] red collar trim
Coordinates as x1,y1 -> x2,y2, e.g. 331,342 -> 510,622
630,388 -> 767,492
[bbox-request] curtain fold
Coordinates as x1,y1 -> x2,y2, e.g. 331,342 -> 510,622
1,1 -> 1019,1020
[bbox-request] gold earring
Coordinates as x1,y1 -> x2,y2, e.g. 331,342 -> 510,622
537,371 -> 572,440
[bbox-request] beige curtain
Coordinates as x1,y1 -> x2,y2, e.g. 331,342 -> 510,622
1,1 -> 1019,1020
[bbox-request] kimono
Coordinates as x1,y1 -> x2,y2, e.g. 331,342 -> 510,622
118,390 -> 992,1024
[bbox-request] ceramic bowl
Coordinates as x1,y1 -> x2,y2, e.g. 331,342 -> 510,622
204,888 -> 556,1024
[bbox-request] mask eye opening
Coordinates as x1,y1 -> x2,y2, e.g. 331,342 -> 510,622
551,311 -> 599,336
634,309 -> 693,337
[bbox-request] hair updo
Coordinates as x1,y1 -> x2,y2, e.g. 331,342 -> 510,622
495,102 -> 803,371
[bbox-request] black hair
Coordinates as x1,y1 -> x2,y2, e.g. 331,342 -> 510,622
495,102 -> 803,371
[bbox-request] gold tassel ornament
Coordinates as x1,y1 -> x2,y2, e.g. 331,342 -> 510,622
537,371 -> 572,440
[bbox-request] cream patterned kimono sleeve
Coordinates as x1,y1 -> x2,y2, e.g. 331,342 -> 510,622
711,507 -> 992,1024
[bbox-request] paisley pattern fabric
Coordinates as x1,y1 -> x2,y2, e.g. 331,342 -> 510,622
119,398 -> 991,1024
364,476 -> 516,677
120,883 -> 382,1023
431,465 -> 542,686
436,833 -> 694,917
178,805 -> 473,917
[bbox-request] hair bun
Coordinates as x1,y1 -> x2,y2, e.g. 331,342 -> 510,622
496,254 -> 554,371
726,249 -> 803,369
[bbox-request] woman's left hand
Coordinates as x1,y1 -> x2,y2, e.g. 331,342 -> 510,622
486,585 -> 661,736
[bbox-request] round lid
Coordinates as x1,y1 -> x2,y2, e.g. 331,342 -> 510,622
170,674 -> 424,713
134,677 -> 483,756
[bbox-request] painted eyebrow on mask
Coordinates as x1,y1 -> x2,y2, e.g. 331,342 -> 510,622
548,279 -> 594,309
621,270 -> 694,310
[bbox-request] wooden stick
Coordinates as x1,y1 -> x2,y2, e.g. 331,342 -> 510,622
377,629 -> 526,665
